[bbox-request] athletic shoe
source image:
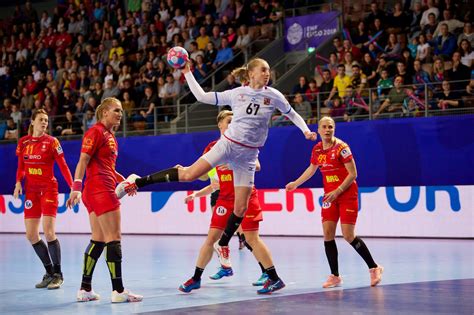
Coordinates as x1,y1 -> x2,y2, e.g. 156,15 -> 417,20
209,266 -> 234,280
47,273 -> 64,290
213,242 -> 231,268
252,272 -> 269,286
178,278 -> 201,293
77,289 -> 101,302
322,274 -> 342,288
115,174 -> 140,199
111,289 -> 143,303
257,278 -> 286,294
35,273 -> 54,288
370,265 -> 384,286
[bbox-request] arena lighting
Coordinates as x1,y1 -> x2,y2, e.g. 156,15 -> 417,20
307,47 -> 316,53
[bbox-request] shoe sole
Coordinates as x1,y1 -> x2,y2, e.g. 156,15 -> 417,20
322,282 -> 342,289
178,286 -> 200,293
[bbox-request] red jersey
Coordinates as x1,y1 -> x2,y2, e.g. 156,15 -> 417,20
16,134 -> 73,193
310,138 -> 358,198
203,140 -> 258,200
81,122 -> 119,192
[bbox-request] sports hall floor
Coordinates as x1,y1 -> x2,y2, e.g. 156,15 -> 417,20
0,234 -> 472,314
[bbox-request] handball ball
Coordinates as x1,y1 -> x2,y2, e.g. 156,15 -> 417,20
167,46 -> 189,69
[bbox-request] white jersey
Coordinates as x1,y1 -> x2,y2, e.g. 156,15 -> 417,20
214,86 -> 291,147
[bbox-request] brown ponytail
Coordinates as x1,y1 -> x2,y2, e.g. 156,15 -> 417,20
28,109 -> 48,136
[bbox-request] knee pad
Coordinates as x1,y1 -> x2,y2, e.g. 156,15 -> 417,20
106,241 -> 122,262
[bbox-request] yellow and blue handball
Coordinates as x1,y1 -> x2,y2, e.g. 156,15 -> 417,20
167,46 -> 189,69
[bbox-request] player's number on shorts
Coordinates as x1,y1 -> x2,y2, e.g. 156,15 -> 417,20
246,103 -> 260,115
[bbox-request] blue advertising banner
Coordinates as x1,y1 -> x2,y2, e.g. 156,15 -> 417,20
284,11 -> 339,51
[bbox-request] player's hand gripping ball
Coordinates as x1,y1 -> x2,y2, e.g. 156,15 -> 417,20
167,46 -> 189,69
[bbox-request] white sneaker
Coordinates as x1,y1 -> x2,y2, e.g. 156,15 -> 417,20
77,289 -> 100,302
111,289 -> 143,303
213,241 -> 232,268
115,174 -> 140,199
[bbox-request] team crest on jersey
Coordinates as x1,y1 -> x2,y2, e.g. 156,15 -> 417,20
263,97 -> 271,105
238,94 -> 245,101
216,206 -> 227,216
25,200 -> 33,209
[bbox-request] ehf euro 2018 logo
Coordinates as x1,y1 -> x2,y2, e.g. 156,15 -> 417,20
287,23 -> 303,45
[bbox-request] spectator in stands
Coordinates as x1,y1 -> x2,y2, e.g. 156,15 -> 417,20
342,52 -> 354,77
351,63 -> 368,97
234,24 -> 251,57
433,23 -> 457,58
416,34 -> 431,63
377,69 -> 394,98
361,53 -> 377,87
101,79 -> 120,101
135,85 -> 158,129
193,55 -> 209,82
305,79 -> 318,108
420,0 -> 440,28
431,57 -> 446,86
447,51 -> 471,91
412,59 -> 432,94
395,61 -> 413,85
459,39 -> 473,67
457,22 -> 473,48
330,97 -> 346,121
20,87 -> 35,114
121,91 -> 135,118
4,118 -> 18,140
387,2 -> 408,34
433,10 -> 464,37
11,104 -> 22,124
365,1 -> 385,28
422,13 -> 438,38
212,38 -> 234,69
292,93 -> 312,121
56,110 -> 81,136
196,26 -> 210,51
374,76 -> 409,118
352,21 -> 369,47
292,75 -> 309,96
319,69 -> 334,102
408,2 -> 423,37
435,80 -> 463,110
210,25 -> 222,49
326,64 -> 351,106
162,74 -> 181,119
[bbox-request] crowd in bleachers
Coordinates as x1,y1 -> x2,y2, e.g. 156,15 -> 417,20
0,0 -> 284,140
285,0 -> 473,123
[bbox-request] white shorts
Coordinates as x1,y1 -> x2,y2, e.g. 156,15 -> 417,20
201,136 -> 259,187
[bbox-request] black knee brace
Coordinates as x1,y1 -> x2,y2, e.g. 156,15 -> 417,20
106,240 -> 122,263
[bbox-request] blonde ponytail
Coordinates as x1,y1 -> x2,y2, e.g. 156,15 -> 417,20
231,58 -> 269,85
95,97 -> 122,122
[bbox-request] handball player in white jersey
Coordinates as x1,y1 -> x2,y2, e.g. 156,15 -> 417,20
118,58 -> 316,291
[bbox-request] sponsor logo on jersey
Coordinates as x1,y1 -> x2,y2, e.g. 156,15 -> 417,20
26,155 -> 42,160
326,175 -> 340,183
56,144 -> 63,155
220,174 -> 232,182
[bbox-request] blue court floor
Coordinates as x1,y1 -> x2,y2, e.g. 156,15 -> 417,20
0,234 -> 472,315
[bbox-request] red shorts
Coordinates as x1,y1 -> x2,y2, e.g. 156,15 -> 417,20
82,188 -> 120,217
24,190 -> 58,219
321,197 -> 358,225
211,197 -> 263,231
